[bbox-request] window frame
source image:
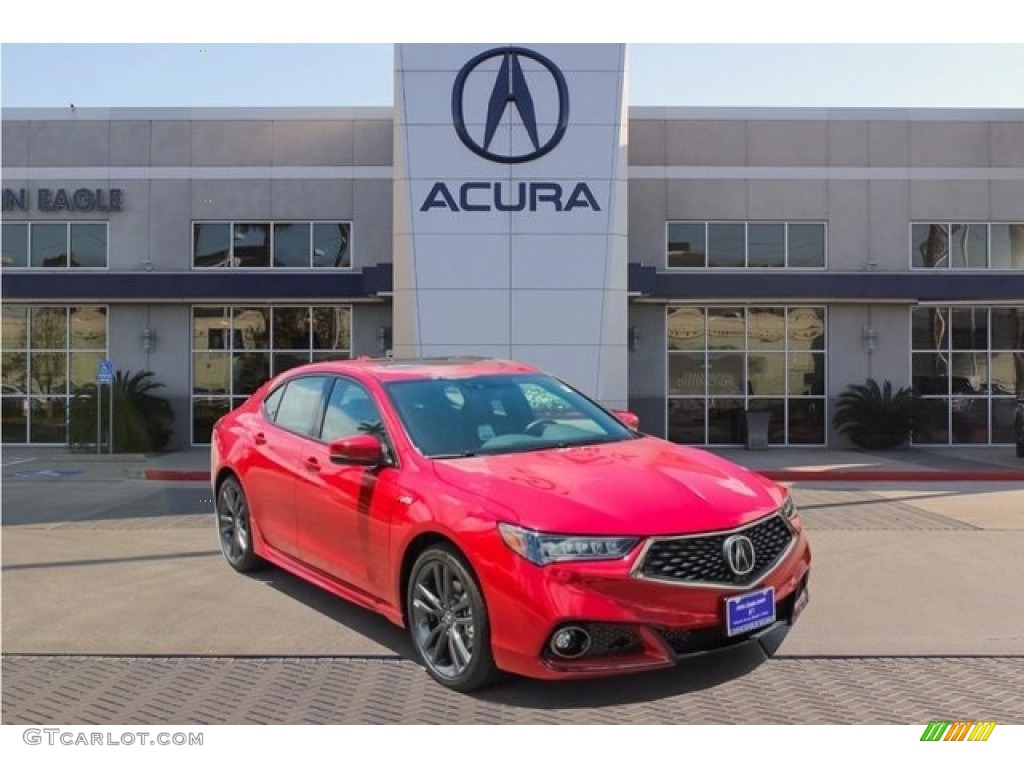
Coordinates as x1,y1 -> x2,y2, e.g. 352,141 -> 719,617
665,221 -> 827,270
909,222 -> 1024,270
191,220 -> 354,270
665,304 -> 828,446
190,304 -> 353,445
1,221 -> 109,270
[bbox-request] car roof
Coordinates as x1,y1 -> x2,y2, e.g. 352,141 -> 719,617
283,357 -> 541,383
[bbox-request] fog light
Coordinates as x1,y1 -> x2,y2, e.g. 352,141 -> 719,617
549,626 -> 592,659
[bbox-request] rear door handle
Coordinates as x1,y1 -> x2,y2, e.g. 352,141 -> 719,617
254,432 -> 267,445
304,456 -> 321,473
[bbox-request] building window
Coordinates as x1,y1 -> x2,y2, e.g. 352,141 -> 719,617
192,221 -> 352,269
1,222 -> 108,268
191,305 -> 352,444
911,305 -> 1024,445
911,223 -> 1024,269
666,305 -> 827,446
667,222 -> 825,269
1,305 -> 108,443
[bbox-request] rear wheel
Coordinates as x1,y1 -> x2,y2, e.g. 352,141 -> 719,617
407,544 -> 498,692
216,475 -> 264,573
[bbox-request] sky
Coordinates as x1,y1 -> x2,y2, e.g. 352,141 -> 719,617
3,1 -> 1023,110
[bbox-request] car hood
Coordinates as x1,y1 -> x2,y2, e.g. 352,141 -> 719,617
430,436 -> 786,536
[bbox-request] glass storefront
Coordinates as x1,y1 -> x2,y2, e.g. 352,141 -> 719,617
191,305 -> 352,443
911,305 -> 1024,444
667,305 -> 827,445
1,305 -> 108,443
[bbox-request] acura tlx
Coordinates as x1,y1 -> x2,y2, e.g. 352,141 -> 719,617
211,357 -> 811,692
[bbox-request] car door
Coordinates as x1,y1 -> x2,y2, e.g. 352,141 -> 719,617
246,375 -> 330,559
295,376 -> 400,597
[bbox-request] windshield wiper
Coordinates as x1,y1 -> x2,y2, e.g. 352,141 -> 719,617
554,436 -> 620,448
429,451 -> 478,459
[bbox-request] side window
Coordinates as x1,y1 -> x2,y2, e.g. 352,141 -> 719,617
320,379 -> 384,442
262,384 -> 285,421
270,376 -> 328,436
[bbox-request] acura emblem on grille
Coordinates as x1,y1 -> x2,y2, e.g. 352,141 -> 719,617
723,534 -> 756,576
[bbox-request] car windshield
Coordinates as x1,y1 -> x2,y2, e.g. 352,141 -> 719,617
384,373 -> 636,458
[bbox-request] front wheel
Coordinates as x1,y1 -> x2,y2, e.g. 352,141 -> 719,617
216,475 -> 264,573
407,544 -> 498,692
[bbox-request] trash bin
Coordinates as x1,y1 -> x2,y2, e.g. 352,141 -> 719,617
745,410 -> 770,451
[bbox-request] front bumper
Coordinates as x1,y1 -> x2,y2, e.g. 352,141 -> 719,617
480,520 -> 811,681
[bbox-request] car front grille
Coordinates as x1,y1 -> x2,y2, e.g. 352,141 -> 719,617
636,514 -> 794,586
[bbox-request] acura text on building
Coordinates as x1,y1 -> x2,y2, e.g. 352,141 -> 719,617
421,47 -> 601,214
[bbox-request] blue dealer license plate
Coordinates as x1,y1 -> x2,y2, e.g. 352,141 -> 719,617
725,587 -> 776,637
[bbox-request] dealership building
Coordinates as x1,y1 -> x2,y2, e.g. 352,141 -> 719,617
2,44 -> 1023,449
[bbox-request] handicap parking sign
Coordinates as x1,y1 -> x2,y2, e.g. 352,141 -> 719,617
97,359 -> 114,384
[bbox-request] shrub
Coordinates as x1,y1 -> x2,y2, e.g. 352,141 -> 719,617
832,379 -> 917,450
69,369 -> 174,452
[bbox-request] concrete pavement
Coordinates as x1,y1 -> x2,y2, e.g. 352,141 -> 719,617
2,443 -> 1023,723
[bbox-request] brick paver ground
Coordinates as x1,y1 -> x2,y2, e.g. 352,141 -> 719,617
4,655 -> 1022,725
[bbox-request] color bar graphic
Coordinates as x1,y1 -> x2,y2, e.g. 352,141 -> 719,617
920,720 -> 996,742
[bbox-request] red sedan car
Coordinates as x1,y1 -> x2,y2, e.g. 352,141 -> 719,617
212,358 -> 811,692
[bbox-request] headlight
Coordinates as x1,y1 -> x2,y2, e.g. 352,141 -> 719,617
498,523 -> 639,566
779,495 -> 796,519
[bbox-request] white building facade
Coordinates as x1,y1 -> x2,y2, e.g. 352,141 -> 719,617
2,44 -> 1023,448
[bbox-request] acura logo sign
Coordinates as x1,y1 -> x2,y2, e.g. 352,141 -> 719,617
452,46 -> 569,164
723,535 -> 756,577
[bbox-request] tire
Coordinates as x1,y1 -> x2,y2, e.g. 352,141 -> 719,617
216,475 -> 264,573
407,544 -> 498,692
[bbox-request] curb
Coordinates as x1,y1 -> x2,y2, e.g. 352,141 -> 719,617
760,470 -> 1024,482
144,470 -> 211,482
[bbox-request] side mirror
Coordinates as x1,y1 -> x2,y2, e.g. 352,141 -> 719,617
329,434 -> 385,466
611,409 -> 640,430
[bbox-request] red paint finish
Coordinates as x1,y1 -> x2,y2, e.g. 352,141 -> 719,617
212,358 -> 811,685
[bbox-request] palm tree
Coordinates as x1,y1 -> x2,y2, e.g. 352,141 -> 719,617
832,379 -> 918,450
69,370 -> 174,452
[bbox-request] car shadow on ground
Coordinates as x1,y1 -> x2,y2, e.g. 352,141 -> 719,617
248,563 -> 773,709
245,566 -> 416,659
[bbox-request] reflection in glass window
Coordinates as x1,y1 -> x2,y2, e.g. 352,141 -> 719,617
70,224 -> 107,268
70,307 -> 107,349
314,223 -> 351,268
4,223 -> 108,269
273,222 -> 312,267
748,224 -> 785,267
788,224 -> 825,268
912,223 -> 1024,269
667,221 -> 826,268
193,221 -> 352,269
708,223 -> 745,268
666,305 -> 827,446
912,224 -> 948,268
194,223 -> 231,267
232,223 -> 270,268
273,377 -> 328,436
2,224 -> 28,267
31,224 -> 68,268
191,305 -> 352,444
1,304 -> 107,444
990,224 -> 1024,269
951,224 -> 987,269
667,223 -> 706,268
911,305 -> 1024,445
666,307 -> 704,350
